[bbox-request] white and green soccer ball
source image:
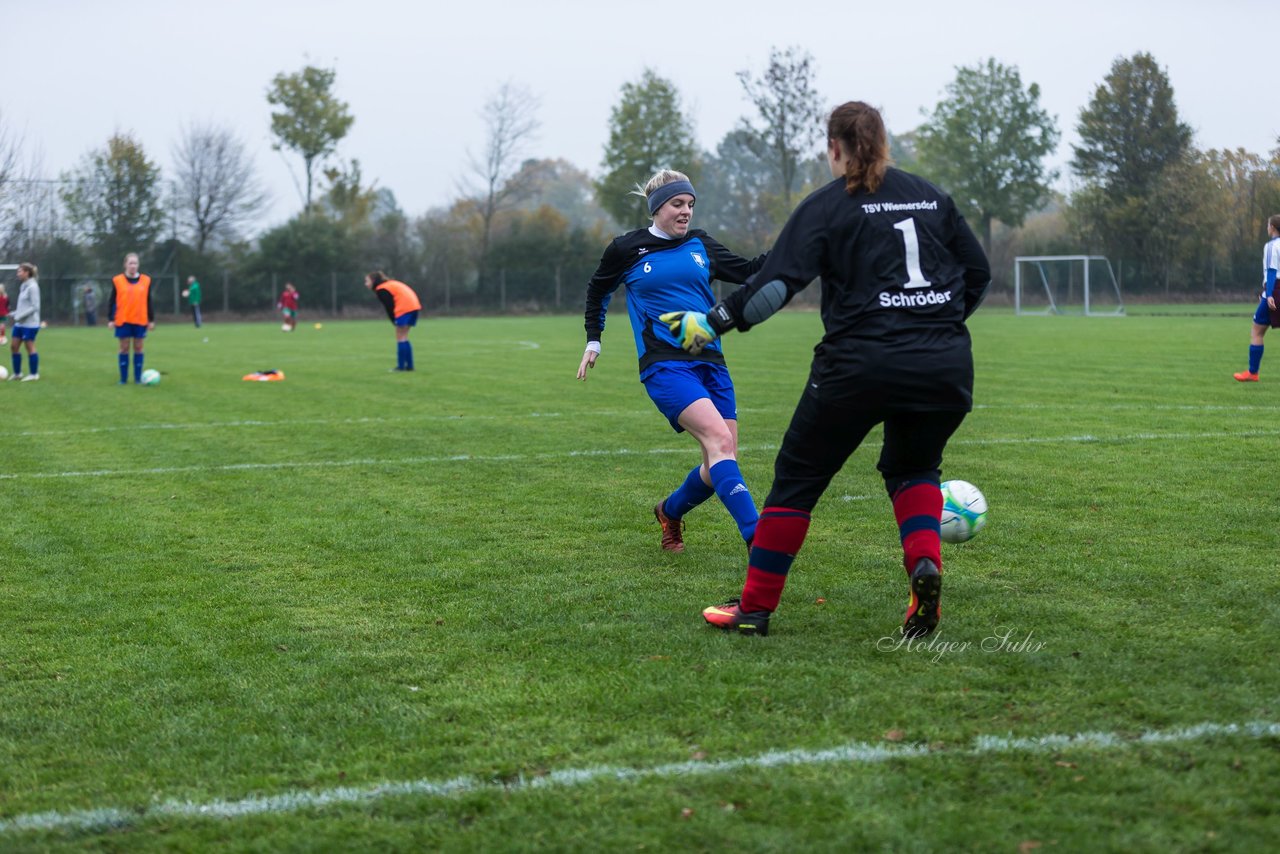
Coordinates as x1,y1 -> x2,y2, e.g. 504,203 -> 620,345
940,479 -> 988,543
140,368 -> 161,386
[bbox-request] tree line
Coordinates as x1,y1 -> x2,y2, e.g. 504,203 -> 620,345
2,48 -> 1278,313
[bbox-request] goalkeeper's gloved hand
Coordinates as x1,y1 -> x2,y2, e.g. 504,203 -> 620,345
659,311 -> 718,355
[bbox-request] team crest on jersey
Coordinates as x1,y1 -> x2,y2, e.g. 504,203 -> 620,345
691,252 -> 705,268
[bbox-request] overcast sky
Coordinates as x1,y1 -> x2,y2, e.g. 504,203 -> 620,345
4,0 -> 1272,229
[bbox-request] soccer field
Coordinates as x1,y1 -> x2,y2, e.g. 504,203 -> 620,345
1,311 -> 1277,851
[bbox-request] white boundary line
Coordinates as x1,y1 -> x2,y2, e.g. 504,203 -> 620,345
7,429 -> 1280,481
18,402 -> 1280,438
2,720 -> 1275,836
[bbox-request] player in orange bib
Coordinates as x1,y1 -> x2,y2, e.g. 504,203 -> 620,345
365,271 -> 422,371
108,253 -> 155,384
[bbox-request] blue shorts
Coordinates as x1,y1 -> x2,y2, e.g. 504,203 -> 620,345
394,311 -> 419,328
114,322 -> 148,339
642,361 -> 737,433
12,326 -> 38,342
1253,296 -> 1280,327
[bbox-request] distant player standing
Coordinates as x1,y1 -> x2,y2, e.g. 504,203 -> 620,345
578,169 -> 767,553
0,283 -> 9,345
1233,214 -> 1280,382
9,263 -> 41,381
365,272 -> 421,371
109,253 -> 155,384
662,102 -> 990,637
278,282 -> 299,331
182,276 -> 202,328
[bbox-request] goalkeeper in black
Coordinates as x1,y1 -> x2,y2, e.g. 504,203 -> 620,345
661,100 -> 990,637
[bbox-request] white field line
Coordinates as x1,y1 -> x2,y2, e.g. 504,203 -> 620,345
19,402 -> 1280,438
1,720 -> 1276,836
6,428 -> 1280,481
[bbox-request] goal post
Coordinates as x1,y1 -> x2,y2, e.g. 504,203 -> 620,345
1014,255 -> 1125,316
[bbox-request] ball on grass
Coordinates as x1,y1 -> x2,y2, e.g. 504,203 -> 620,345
940,480 -> 988,543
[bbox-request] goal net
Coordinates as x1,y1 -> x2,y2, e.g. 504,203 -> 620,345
1014,255 -> 1124,316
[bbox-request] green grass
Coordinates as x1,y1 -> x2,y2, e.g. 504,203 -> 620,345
1,310 -> 1277,851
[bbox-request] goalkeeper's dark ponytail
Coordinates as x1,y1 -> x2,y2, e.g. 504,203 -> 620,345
828,101 -> 889,196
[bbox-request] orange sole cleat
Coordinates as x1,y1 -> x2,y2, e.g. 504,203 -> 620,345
1234,371 -> 1260,382
902,558 -> 942,639
654,501 -> 685,552
702,598 -> 771,636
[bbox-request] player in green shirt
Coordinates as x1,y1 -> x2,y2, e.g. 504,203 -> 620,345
182,276 -> 203,328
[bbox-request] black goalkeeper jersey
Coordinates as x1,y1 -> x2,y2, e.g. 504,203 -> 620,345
716,168 -> 990,411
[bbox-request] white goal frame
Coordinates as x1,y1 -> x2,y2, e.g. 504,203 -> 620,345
1014,255 -> 1125,316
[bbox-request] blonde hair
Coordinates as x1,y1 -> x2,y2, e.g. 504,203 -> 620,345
123,252 -> 139,267
18,262 -> 37,279
630,169 -> 692,201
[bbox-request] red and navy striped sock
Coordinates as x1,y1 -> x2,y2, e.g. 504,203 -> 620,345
892,479 -> 942,574
740,506 -> 811,613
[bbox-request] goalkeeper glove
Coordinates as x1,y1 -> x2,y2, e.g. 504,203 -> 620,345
659,311 -> 718,355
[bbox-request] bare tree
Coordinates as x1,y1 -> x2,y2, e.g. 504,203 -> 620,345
0,110 -> 25,246
172,123 -> 269,252
736,46 -> 825,208
0,111 -> 19,189
465,82 -> 540,296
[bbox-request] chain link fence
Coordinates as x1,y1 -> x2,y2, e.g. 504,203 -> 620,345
16,269 -> 822,326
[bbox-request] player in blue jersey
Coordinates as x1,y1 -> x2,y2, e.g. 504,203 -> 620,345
663,102 -> 990,637
1233,214 -> 1280,381
578,169 -> 767,553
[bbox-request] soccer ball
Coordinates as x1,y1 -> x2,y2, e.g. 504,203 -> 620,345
0,366 -> 7,380
940,480 -> 988,544
282,323 -> 290,332
140,368 -> 161,386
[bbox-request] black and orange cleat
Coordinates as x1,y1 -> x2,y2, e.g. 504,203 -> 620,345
703,598 -> 771,636
654,501 -> 685,552
902,558 -> 942,639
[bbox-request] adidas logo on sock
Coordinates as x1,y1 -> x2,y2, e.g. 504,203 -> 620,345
728,483 -> 748,496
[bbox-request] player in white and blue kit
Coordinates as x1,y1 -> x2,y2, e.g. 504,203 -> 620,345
1233,214 -> 1280,381
577,170 -> 767,553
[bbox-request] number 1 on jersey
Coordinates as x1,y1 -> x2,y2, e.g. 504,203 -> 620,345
893,218 -> 931,289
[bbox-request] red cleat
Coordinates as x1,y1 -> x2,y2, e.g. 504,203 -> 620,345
1234,371 -> 1260,382
902,558 -> 942,638
654,501 -> 685,552
702,598 -> 771,636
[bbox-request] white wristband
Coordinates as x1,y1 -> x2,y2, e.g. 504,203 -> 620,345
585,341 -> 601,354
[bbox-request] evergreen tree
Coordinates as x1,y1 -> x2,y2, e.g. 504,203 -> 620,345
60,132 -> 164,267
596,69 -> 699,229
916,58 -> 1060,254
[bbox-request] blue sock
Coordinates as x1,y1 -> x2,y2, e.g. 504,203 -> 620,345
396,341 -> 407,369
1249,344 -> 1264,374
118,354 -> 128,383
664,466 -> 716,519
404,341 -> 414,370
11,353 -> 20,376
28,353 -> 38,375
709,459 -> 759,543
133,353 -> 144,383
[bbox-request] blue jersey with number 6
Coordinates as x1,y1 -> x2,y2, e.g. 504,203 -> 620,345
583,227 -> 766,374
